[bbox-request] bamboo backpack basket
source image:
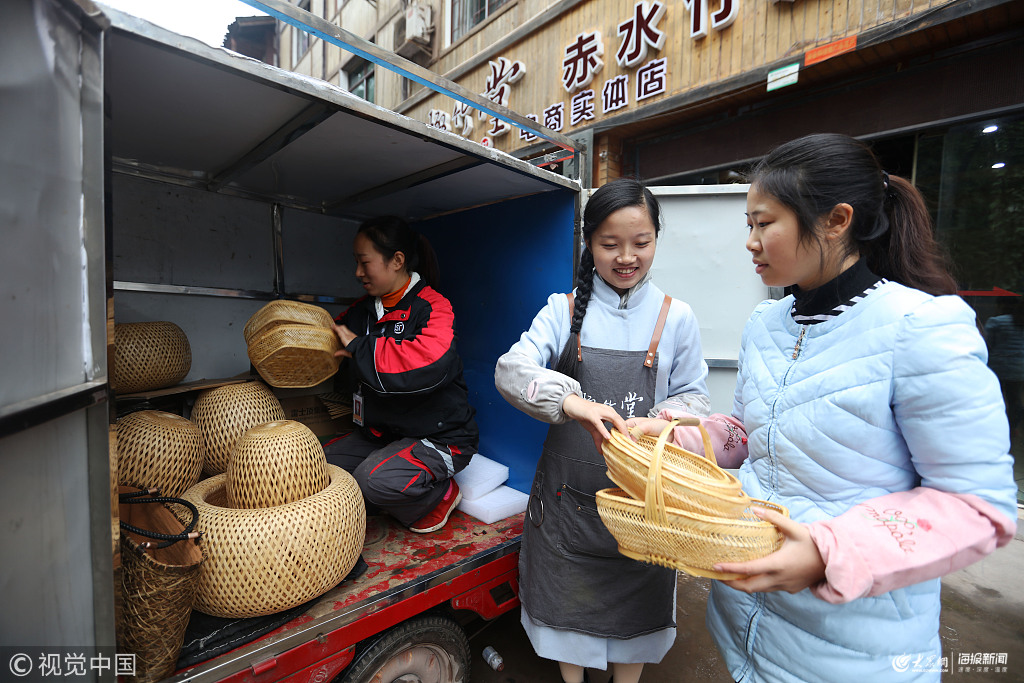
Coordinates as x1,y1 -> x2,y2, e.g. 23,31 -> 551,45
597,419 -> 788,579
245,300 -> 341,389
180,420 -> 365,618
113,321 -> 192,394
118,487 -> 204,683
116,410 -> 204,499
190,381 -> 285,476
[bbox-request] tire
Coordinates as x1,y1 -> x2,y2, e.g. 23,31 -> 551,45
337,614 -> 471,683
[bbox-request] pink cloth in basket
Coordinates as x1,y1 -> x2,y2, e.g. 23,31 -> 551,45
656,410 -> 749,469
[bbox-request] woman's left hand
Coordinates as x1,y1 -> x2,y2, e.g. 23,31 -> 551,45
332,324 -> 356,358
625,417 -> 672,440
714,507 -> 826,594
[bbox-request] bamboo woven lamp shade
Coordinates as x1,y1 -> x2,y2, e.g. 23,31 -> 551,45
179,464 -> 365,618
113,321 -> 192,394
226,420 -> 330,509
116,410 -> 204,498
190,381 -> 285,476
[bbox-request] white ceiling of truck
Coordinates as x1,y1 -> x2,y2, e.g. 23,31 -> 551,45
100,6 -> 578,220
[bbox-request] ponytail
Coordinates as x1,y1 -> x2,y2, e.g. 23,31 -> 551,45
357,216 -> 442,291
415,233 -> 442,291
751,133 -> 957,297
860,175 -> 957,296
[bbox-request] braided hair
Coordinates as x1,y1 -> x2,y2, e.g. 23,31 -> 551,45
553,178 -> 663,378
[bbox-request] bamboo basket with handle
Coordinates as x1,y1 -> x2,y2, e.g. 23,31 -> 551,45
597,420 -> 787,579
603,417 -> 748,517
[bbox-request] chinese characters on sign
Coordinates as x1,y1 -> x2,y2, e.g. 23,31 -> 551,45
426,0 -> 740,143
479,57 -> 526,136
617,1 -> 666,67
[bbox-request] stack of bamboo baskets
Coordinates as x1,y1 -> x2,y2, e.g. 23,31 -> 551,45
597,418 -> 787,579
244,300 -> 341,388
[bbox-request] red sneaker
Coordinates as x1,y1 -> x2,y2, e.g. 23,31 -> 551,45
409,480 -> 462,533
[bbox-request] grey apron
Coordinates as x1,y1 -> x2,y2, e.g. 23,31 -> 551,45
520,294 -> 676,639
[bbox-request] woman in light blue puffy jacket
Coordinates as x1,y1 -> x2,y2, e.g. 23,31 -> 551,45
702,134 -> 1016,682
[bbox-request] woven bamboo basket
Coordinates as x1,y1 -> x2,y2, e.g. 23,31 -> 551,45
190,381 -> 285,476
226,420 -> 330,509
113,321 -> 192,394
247,324 -> 341,389
178,464 -> 365,618
118,488 -> 204,683
243,300 -> 336,344
116,410 -> 204,498
603,419 -> 748,517
597,421 -> 787,579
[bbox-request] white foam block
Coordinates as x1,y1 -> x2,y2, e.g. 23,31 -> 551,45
454,454 -> 509,501
457,485 -> 529,524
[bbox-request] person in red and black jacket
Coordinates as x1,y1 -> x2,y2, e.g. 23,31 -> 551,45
325,216 -> 477,533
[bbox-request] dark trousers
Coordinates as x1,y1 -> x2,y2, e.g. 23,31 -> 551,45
324,430 -> 473,526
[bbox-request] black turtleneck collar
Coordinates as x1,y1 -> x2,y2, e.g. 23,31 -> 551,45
792,259 -> 881,320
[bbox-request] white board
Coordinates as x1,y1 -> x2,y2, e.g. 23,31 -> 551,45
652,185 -> 772,413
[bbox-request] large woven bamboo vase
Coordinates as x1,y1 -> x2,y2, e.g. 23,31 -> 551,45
117,487 -> 204,683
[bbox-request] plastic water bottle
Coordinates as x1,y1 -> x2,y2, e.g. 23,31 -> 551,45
482,645 -> 504,671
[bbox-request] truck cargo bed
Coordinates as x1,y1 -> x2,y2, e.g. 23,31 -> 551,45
169,511 -> 524,683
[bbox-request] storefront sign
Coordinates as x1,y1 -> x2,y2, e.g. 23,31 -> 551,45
424,0 -> 718,141
479,57 -> 526,136
804,35 -> 857,66
616,1 -> 667,67
683,0 -> 738,39
766,62 -> 800,91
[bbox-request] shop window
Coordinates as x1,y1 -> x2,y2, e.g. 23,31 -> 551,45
875,113 -> 1024,503
346,58 -> 375,103
292,0 -> 312,63
451,0 -> 510,43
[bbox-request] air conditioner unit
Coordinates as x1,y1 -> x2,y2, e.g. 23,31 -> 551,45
394,2 -> 433,59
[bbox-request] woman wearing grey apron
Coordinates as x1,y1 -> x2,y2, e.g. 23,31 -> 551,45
495,179 -> 710,683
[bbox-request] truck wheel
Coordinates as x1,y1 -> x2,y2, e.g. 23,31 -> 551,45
338,614 -> 471,683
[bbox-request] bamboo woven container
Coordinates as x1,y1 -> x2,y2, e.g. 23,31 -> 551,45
226,420 -> 330,509
247,324 -> 341,389
597,420 -> 787,579
243,300 -> 336,344
603,423 -> 749,517
190,381 -> 285,476
118,488 -> 204,683
179,464 -> 365,618
113,321 -> 192,394
116,410 -> 204,498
